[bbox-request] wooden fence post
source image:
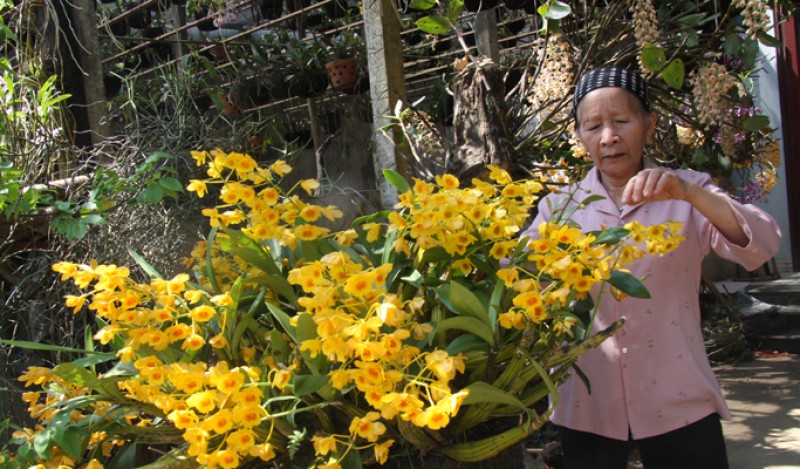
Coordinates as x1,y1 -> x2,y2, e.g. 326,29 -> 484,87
68,0 -> 109,146
364,0 -> 409,209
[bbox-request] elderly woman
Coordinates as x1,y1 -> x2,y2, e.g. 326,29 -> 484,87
521,67 -> 781,469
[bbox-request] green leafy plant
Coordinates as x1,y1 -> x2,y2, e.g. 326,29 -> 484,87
325,31 -> 366,61
48,152 -> 184,241
1,151 -> 685,468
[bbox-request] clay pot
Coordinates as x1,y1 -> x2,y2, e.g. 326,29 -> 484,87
325,58 -> 358,91
221,92 -> 242,117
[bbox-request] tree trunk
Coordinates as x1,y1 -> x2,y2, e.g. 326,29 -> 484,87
451,59 -> 513,183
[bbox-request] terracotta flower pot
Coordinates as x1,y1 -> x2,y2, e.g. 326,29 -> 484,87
221,92 -> 242,117
325,58 -> 358,91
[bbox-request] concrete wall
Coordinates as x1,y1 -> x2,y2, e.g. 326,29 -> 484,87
753,34 -> 794,273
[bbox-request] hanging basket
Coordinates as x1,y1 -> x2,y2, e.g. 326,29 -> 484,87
325,58 -> 359,91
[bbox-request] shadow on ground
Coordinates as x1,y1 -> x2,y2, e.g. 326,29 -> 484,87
716,355 -> 800,469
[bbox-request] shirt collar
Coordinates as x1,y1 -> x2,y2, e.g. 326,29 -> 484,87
580,159 -> 657,216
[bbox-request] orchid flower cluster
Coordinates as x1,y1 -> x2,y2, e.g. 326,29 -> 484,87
9,151 -> 683,469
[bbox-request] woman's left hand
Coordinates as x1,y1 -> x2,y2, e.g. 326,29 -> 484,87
621,168 -> 694,205
623,168 -> 750,246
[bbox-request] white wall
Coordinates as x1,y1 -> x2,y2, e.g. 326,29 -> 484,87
753,38 -> 794,272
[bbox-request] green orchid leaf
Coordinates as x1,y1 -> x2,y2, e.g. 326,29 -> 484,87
108,442 -> 137,469
739,37 -> 759,67
446,333 -> 489,355
299,237 -> 325,262
448,0 -> 464,21
58,427 -> 89,460
416,15 -> 453,35
331,239 -> 372,269
0,339 -> 113,356
757,30 -> 782,47
266,302 -> 297,342
137,185 -> 164,204
724,33 -> 743,57
218,230 -> 298,305
661,59 -> 685,89
408,0 -> 436,10
609,270 -> 651,299
158,176 -> 185,192
677,12 -> 713,26
297,313 -> 325,374
462,381 -> 526,409
340,447 -> 364,469
127,248 -> 163,279
421,246 -> 451,264
293,374 -> 328,395
51,363 -> 98,388
543,0 -> 571,20
383,169 -> 410,193
33,428 -> 54,459
269,329 -> 291,364
205,227 -> 222,294
49,410 -> 73,435
578,194 -> 607,207
590,226 -> 630,245
437,316 -> 495,346
72,353 -> 117,368
692,148 -> 709,164
352,210 -> 393,227
641,44 -> 666,71
436,281 -> 491,327
744,114 -> 770,131
487,279 -> 504,330
682,31 -> 699,47
218,229 -> 280,275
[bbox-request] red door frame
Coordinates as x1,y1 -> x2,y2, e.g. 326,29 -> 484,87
775,4 -> 800,271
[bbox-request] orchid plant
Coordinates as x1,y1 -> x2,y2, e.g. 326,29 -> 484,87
6,150 -> 684,468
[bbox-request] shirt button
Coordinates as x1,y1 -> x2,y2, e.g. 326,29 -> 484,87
621,347 -> 629,354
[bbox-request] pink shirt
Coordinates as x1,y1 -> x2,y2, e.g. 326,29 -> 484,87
522,162 -> 781,440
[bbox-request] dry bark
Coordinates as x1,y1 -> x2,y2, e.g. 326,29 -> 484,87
451,58 -> 513,183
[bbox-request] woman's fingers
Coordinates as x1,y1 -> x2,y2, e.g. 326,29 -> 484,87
623,169 -> 687,204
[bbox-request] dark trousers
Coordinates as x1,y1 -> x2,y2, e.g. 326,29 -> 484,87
557,413 -> 730,469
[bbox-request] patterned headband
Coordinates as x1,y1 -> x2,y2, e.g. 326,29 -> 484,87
573,66 -> 650,117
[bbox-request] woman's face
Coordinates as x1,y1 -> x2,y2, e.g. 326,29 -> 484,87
576,87 -> 657,184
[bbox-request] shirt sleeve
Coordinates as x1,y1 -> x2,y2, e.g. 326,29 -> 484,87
688,171 -> 781,271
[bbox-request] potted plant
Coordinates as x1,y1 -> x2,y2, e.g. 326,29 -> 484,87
8,153 -> 681,467
278,37 -> 330,99
324,31 -> 366,92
